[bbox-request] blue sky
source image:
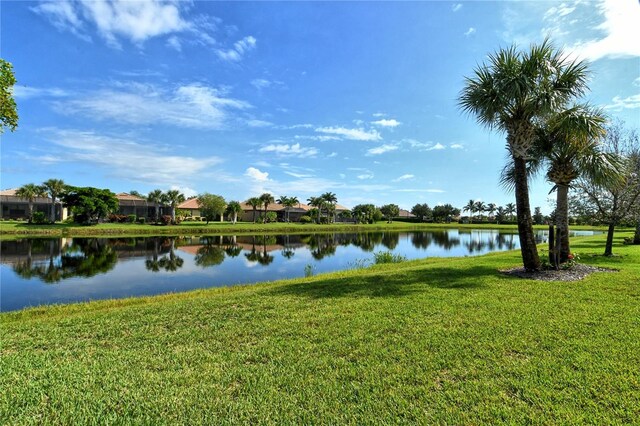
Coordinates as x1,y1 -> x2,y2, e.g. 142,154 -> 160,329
2,0 -> 639,213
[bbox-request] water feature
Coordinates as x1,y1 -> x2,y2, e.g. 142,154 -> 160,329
0,229 -> 600,311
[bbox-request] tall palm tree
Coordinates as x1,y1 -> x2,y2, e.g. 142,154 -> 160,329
246,197 -> 262,223
162,190 -> 184,224
259,193 -> 275,218
537,104 -> 618,262
463,199 -> 475,223
225,200 -> 242,224
16,183 -> 46,223
321,192 -> 338,223
474,201 -> 486,222
42,179 -> 66,223
486,203 -> 497,222
505,203 -> 516,222
307,196 -> 324,223
495,206 -> 507,224
147,189 -> 164,223
459,39 -> 589,271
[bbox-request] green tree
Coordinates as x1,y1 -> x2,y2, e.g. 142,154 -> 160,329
16,183 -> 46,223
277,195 -> 299,222
474,201 -> 486,222
246,197 -> 263,223
41,179 -> 66,223
505,203 -> 516,222
460,39 -> 589,271
495,206 -> 507,224
352,204 -> 376,224
197,193 -> 226,224
321,192 -> 338,223
411,203 -> 432,222
162,190 -> 185,224
259,193 -> 275,217
225,201 -> 242,224
463,199 -> 475,223
0,59 -> 18,134
147,189 -> 164,223
432,204 -> 460,223
486,203 -> 497,222
62,186 -> 118,225
533,207 -> 545,225
380,204 -> 400,223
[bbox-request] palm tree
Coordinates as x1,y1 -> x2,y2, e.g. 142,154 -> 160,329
321,192 -> 338,223
259,193 -> 275,219
486,203 -> 497,222
495,206 -> 507,224
277,195 -> 299,222
474,201 -> 486,222
463,199 -> 475,223
536,104 -> 618,262
307,196 -> 324,223
505,203 -> 516,222
246,197 -> 262,223
162,190 -> 184,224
147,189 -> 164,223
459,39 -> 590,271
16,183 -> 46,223
225,201 -> 242,224
41,179 -> 66,223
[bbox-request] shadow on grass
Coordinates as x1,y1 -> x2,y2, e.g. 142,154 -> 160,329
268,265 -> 502,299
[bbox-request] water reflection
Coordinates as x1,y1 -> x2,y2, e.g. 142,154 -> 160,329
0,229 -> 600,311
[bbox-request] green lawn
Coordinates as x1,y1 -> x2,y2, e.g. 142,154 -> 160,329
0,219 -> 608,238
1,232 -> 638,424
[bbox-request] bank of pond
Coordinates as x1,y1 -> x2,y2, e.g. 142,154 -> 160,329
1,229 -> 600,311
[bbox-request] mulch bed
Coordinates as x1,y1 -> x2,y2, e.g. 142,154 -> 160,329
501,263 -> 618,282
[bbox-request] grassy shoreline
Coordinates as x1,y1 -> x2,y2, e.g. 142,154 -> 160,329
0,219 -> 610,239
1,232 -> 638,423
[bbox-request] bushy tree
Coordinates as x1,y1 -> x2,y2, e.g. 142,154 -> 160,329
225,201 -> 242,224
1,59 -> 18,134
380,204 -> 400,223
162,190 -> 185,224
62,186 -> 118,225
197,193 -> 226,224
411,203 -> 432,222
42,178 -> 66,223
16,183 -> 46,223
432,204 -> 460,223
352,204 -> 377,224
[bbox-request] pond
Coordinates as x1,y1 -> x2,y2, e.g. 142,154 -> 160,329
0,229 -> 600,311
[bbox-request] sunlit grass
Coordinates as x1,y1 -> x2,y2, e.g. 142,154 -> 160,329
1,232 -> 638,424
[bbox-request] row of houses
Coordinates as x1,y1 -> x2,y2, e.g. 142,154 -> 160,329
0,190 -> 360,222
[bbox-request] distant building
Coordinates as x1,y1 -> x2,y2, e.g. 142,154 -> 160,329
396,209 -> 416,219
115,193 -> 166,219
0,189 -> 68,221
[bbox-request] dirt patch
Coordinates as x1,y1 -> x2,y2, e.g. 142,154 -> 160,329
501,263 -> 617,282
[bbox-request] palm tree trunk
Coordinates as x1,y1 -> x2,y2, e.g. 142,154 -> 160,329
555,184 -> 570,263
50,197 -> 56,223
604,222 -> 615,256
513,157 -> 541,271
634,218 -> 640,244
28,201 -> 34,223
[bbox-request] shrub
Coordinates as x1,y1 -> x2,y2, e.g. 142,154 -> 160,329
137,217 -> 146,224
373,251 -> 407,264
108,214 -> 128,223
32,211 -> 47,224
160,215 -> 172,226
127,214 -> 137,223
299,215 -> 312,224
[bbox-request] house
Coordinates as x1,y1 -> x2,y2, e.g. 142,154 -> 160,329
240,201 -> 351,222
397,209 -> 416,219
115,193 -> 166,219
177,198 -> 203,219
0,189 -> 68,221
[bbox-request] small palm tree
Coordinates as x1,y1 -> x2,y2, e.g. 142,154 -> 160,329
162,190 -> 185,224
495,206 -> 507,224
147,189 -> 164,223
16,183 -> 46,223
463,199 -> 475,223
225,201 -> 242,224
505,203 -> 516,222
42,178 -> 66,223
474,201 -> 486,222
247,197 -> 263,223
486,203 -> 497,222
321,192 -> 338,223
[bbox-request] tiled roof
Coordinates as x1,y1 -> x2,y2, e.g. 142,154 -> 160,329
178,198 -> 200,209
116,193 -> 147,202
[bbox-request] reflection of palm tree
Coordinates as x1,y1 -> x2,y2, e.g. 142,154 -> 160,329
157,238 -> 184,272
145,238 -> 162,272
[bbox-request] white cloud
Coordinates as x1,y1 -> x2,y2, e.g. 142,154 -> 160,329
294,135 -> 340,142
366,144 -> 398,156
392,174 -> 414,182
170,185 -> 197,198
58,82 -> 250,129
405,139 -> 447,151
284,171 -> 313,178
634,77 -> 640,88
315,126 -> 381,141
372,112 -> 386,117
13,86 -> 69,99
217,35 -> 257,62
452,4 -> 463,12
166,35 -> 181,51
450,143 -> 464,149
327,152 -> 338,158
258,143 -> 318,158
33,0 -> 190,48
245,167 -> 269,182
36,128 -> 223,186
247,119 -> 273,128
464,27 -> 476,37
371,119 -> 401,127
604,94 -> 640,111
251,78 -> 271,89
357,173 -> 374,180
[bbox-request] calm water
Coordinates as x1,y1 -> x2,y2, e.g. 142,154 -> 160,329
0,229 -> 600,311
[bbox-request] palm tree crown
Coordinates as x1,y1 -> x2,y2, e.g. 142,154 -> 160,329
42,178 -> 66,223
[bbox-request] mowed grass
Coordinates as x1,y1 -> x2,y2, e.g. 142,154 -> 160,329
0,219 -> 608,238
1,232 -> 638,424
